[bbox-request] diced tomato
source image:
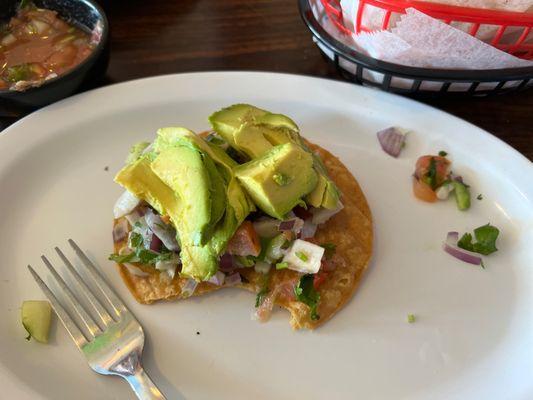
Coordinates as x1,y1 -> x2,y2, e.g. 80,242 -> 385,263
227,221 -> 261,257
414,155 -> 450,188
412,177 -> 437,202
313,271 -> 329,290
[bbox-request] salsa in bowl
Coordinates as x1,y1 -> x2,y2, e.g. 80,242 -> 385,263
0,0 -> 108,115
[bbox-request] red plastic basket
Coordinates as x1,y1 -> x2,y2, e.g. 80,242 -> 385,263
322,0 -> 533,59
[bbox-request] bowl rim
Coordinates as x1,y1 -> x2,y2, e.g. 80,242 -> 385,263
299,0 -> 533,82
0,0 -> 109,95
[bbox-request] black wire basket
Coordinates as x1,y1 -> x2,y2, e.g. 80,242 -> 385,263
298,0 -> 533,96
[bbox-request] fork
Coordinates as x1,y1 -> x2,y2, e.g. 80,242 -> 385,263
27,239 -> 166,400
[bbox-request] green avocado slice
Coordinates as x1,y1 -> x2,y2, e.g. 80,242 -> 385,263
151,146 -> 212,246
235,143 -> 318,219
209,104 -> 341,209
21,300 -> 52,343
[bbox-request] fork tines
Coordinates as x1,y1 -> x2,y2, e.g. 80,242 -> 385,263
27,239 -> 128,349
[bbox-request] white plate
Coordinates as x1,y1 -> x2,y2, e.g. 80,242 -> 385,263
0,72 -> 532,400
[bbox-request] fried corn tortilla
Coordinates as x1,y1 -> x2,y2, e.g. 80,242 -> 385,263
112,141 -> 373,329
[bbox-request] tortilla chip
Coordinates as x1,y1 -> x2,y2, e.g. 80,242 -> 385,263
112,141 -> 373,329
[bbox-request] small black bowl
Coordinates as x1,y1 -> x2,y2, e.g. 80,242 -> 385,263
0,0 -> 109,116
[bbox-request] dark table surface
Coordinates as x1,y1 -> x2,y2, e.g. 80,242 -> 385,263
2,0 -> 532,160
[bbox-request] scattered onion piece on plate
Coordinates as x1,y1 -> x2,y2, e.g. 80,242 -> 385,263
377,127 -> 407,158
443,231 -> 483,266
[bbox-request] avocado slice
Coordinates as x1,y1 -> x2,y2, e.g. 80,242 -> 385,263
21,300 -> 52,343
153,127 -> 257,279
208,103 -> 267,148
210,104 -> 341,209
115,157 -> 181,222
151,146 -> 212,246
235,142 -> 318,219
156,127 -> 255,220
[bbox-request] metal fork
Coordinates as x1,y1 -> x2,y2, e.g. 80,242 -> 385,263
27,239 -> 166,400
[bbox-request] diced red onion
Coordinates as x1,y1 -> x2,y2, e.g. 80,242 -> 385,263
443,231 -> 482,265
144,209 -> 180,251
279,219 -> 296,231
447,231 -> 459,242
219,253 -> 234,272
225,272 -> 242,286
279,217 -> 304,235
311,202 -> 344,225
377,127 -> 407,158
125,209 -> 144,227
149,234 -> 163,252
112,219 -> 129,243
207,271 -> 226,286
300,219 -> 318,239
253,218 -> 280,238
181,278 -> 198,297
113,190 -> 141,218
123,263 -> 149,277
321,259 -> 337,272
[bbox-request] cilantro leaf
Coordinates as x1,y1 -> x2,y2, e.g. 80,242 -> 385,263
422,157 -> 438,189
320,243 -> 336,259
438,151 -> 448,157
108,252 -> 138,263
472,224 -> 499,255
457,224 -> 499,256
294,274 -> 320,320
457,233 -> 474,251
477,194 -> 483,200
255,287 -> 269,307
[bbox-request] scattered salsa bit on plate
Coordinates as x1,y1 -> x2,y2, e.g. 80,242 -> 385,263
376,126 -> 408,158
412,153 -> 471,210
0,2 -> 96,91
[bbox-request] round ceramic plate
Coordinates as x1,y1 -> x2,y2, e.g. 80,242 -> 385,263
0,72 -> 532,400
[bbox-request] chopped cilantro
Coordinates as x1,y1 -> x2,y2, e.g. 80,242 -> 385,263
295,251 -> 308,262
276,262 -> 289,270
457,224 -> 499,256
108,252 -> 137,263
109,232 -> 173,266
294,275 -> 320,320
129,231 -> 144,248
320,243 -> 336,259
272,173 -> 291,186
255,287 -> 269,307
423,157 -> 438,189
407,314 -> 416,323
477,194 -> 483,200
438,151 -> 448,157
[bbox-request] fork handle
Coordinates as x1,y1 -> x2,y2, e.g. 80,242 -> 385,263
125,368 -> 167,400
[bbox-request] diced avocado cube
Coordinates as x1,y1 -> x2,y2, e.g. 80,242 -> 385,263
21,300 -> 52,343
235,142 -> 318,219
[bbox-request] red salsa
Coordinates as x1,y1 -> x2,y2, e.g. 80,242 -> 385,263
0,3 -> 95,91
